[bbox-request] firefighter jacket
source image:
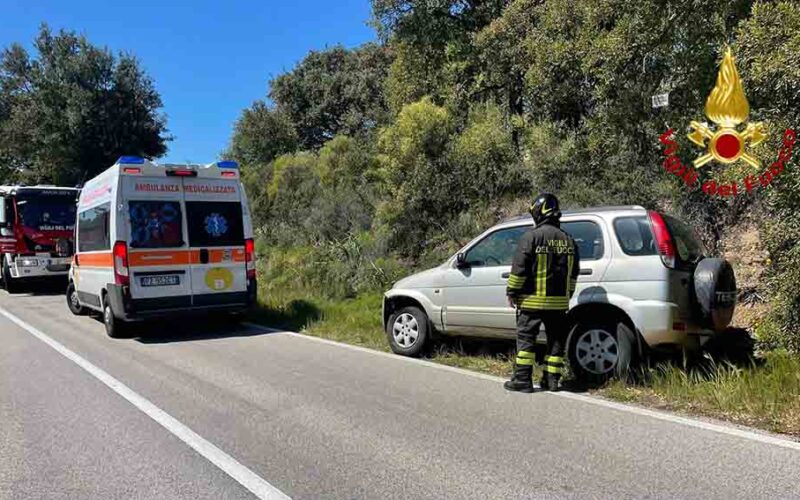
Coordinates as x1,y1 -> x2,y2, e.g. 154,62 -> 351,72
506,221 -> 580,311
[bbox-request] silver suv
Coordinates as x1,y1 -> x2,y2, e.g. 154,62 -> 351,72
383,206 -> 737,381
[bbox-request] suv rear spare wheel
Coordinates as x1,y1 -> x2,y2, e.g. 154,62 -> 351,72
693,258 -> 736,333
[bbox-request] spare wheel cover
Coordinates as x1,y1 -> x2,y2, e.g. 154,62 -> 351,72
693,258 -> 737,332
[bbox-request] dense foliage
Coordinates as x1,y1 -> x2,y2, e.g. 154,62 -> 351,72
0,25 -> 170,185
229,0 -> 800,350
1,4 -> 797,350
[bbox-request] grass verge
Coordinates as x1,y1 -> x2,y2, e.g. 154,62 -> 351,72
601,352 -> 800,437
250,287 -> 799,437
250,289 -> 520,378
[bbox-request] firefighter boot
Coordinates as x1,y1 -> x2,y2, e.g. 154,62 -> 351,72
504,364 -> 534,393
540,372 -> 560,392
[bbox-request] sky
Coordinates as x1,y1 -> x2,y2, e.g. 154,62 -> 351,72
0,0 -> 377,164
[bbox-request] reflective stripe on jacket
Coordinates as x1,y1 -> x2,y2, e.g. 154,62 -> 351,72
506,221 -> 580,311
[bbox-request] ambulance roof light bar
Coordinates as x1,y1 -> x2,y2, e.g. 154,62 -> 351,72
117,156 -> 145,164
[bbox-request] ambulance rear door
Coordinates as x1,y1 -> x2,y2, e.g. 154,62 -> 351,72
122,175 -> 193,308
182,177 -> 247,307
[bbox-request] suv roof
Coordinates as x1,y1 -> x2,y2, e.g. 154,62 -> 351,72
501,205 -> 647,224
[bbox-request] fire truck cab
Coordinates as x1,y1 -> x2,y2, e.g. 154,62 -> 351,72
0,185 -> 79,293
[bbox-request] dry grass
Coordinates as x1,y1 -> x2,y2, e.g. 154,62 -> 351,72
601,352 -> 800,436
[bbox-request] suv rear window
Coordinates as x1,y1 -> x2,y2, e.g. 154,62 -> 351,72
662,214 -> 705,267
129,200 -> 184,249
186,201 -> 244,247
614,216 -> 656,256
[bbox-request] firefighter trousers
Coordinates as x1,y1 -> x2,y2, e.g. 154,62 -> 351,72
512,309 -> 568,383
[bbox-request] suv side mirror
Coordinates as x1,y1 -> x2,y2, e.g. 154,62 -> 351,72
455,252 -> 470,269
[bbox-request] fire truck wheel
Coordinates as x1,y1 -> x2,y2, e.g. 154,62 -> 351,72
2,260 -> 19,294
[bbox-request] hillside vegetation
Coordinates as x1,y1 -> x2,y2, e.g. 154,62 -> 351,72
228,1 -> 800,353
1,3 -> 799,353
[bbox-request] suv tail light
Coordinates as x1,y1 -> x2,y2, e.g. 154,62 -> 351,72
648,211 -> 676,269
113,241 -> 130,285
245,238 -> 256,280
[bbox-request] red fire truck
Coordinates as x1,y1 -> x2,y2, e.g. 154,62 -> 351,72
0,185 -> 79,292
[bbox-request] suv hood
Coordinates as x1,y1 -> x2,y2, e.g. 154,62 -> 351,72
392,265 -> 444,290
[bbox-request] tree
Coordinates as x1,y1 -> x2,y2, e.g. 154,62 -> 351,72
735,1 -> 800,352
0,25 -> 170,185
269,44 -> 392,149
227,101 -> 298,166
377,97 -> 459,254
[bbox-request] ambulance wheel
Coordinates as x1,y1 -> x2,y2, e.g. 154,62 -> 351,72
103,293 -> 128,338
66,282 -> 87,316
2,260 -> 19,294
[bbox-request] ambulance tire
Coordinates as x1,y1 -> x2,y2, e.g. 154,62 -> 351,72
102,293 -> 128,338
66,282 -> 87,315
2,260 -> 19,294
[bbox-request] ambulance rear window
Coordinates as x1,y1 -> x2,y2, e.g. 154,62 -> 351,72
129,200 -> 184,248
186,201 -> 244,247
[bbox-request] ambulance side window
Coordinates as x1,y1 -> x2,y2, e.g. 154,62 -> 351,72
128,200 -> 184,249
78,203 -> 111,252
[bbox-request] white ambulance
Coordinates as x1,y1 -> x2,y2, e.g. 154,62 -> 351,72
67,156 -> 257,337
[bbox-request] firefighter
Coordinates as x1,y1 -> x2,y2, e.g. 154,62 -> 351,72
504,193 -> 579,393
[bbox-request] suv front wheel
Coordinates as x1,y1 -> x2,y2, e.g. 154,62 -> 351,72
568,320 -> 637,385
386,306 -> 430,357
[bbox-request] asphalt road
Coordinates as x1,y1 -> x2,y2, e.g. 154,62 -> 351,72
1,288 -> 799,499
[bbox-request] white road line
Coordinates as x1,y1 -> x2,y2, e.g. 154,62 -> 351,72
1,308 -> 291,500
247,325 -> 800,453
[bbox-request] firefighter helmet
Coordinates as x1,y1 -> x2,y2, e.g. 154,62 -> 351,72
529,193 -> 561,225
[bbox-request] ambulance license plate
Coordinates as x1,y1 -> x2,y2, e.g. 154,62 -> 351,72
140,275 -> 180,287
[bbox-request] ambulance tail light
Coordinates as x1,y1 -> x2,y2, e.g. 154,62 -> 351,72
113,241 -> 130,285
123,167 -> 141,174
648,210 -> 676,269
245,238 -> 256,280
221,171 -> 237,178
167,169 -> 197,177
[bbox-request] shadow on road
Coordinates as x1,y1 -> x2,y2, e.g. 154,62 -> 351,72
247,300 -> 322,332
2,278 -> 68,297
132,315 -> 281,344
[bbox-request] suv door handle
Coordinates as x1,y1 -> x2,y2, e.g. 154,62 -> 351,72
579,268 -> 592,275
501,272 -> 510,279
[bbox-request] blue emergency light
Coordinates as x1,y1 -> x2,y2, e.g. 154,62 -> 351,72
217,160 -> 239,169
118,156 -> 145,164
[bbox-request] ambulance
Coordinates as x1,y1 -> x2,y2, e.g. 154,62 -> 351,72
67,157 -> 257,337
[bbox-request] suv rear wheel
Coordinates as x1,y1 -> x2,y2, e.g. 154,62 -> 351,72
568,320 -> 637,385
386,306 -> 429,357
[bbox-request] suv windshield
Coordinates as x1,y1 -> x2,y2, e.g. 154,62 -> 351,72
16,192 -> 77,231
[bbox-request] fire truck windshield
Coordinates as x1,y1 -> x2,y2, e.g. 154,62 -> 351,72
15,192 -> 77,232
